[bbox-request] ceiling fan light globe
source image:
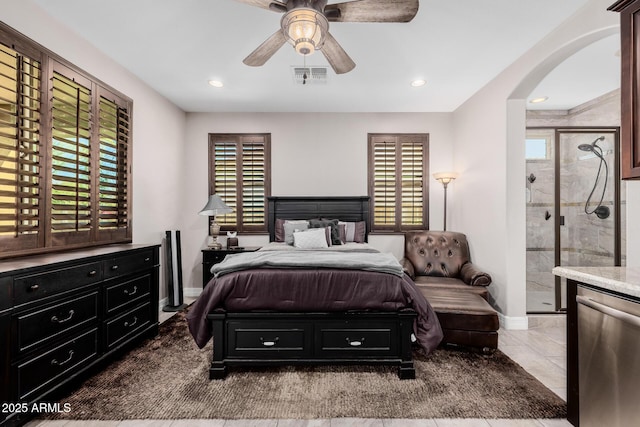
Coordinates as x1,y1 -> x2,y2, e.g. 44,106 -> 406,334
281,8 -> 328,56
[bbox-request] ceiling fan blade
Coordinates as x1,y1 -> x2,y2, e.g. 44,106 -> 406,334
320,32 -> 355,74
324,0 -> 419,23
233,0 -> 287,13
243,30 -> 287,66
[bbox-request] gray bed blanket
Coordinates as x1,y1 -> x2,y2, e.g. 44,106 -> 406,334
212,250 -> 404,278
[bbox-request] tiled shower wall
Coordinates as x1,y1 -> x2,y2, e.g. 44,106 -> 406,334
526,90 -> 626,312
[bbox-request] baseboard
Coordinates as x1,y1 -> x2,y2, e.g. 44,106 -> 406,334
498,312 -> 529,330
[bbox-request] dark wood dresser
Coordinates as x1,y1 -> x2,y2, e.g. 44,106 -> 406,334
0,244 -> 160,427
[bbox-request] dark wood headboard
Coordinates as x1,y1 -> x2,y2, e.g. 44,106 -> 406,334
267,196 -> 370,242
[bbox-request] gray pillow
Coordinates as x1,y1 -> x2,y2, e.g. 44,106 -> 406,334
283,220 -> 308,245
309,218 -> 341,245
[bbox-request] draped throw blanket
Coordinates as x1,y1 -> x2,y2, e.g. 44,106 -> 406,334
212,250 -> 405,278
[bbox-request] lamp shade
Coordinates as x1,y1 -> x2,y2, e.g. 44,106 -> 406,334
433,172 -> 459,185
198,195 -> 233,216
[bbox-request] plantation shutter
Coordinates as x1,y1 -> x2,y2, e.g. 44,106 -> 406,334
97,89 -> 131,240
0,42 -> 42,251
212,140 -> 238,227
401,140 -> 424,226
209,134 -> 271,232
241,138 -> 267,229
49,65 -> 92,245
368,134 -> 429,231
371,138 -> 396,229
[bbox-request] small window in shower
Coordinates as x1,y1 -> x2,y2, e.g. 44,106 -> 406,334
526,137 -> 551,159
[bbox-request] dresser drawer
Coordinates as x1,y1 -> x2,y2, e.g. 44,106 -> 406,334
13,262 -> 102,307
226,321 -> 312,358
105,273 -> 151,316
16,328 -> 98,401
103,249 -> 154,279
316,322 -> 398,357
104,302 -> 152,350
15,291 -> 99,355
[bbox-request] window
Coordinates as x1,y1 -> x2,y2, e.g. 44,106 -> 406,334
368,133 -> 429,232
0,23 -> 132,258
525,130 -> 553,160
208,134 -> 271,233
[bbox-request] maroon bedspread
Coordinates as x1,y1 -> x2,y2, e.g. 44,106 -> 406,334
186,268 -> 443,354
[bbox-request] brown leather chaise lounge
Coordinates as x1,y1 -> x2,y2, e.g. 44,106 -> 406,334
400,230 -> 499,351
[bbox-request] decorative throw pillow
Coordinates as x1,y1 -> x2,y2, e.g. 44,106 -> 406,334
275,218 -> 286,242
309,218 -> 341,245
283,220 -> 309,245
293,227 -> 329,249
338,221 -> 366,243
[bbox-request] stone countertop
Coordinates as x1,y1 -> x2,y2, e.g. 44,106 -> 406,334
552,266 -> 640,299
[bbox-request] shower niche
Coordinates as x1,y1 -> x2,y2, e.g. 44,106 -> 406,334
526,127 -> 626,313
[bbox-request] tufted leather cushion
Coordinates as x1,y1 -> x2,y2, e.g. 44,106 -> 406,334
404,230 -> 471,278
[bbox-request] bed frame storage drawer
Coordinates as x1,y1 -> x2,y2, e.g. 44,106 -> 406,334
15,328 -> 99,401
209,310 -> 417,380
316,322 -> 398,357
14,290 -> 99,355
226,321 -> 313,358
13,262 -> 102,306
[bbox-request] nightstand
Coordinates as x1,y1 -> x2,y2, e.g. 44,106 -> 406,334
201,246 -> 261,287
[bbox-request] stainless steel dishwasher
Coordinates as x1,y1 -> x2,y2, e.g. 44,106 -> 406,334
577,285 -> 640,427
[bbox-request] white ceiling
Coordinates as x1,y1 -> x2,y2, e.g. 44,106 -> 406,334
31,0 -> 618,113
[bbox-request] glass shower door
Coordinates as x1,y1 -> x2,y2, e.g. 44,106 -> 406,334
525,127 -> 624,313
556,128 -> 622,310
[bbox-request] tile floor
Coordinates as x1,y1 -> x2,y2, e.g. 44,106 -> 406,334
26,309 -> 571,427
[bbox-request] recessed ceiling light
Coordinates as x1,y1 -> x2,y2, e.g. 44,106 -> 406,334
208,80 -> 224,88
411,79 -> 426,87
529,96 -> 548,104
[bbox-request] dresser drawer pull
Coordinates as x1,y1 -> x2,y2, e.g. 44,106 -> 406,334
88,270 -> 97,277
123,286 -> 138,296
145,257 -> 151,262
111,265 -> 119,271
346,338 -> 365,347
124,316 -> 138,328
260,337 -> 279,347
51,310 -> 75,324
29,284 -> 39,292
50,350 -> 74,367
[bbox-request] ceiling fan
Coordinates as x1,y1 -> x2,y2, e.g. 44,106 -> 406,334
234,0 -> 419,74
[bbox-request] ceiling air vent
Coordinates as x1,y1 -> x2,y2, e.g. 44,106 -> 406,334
291,66 -> 328,85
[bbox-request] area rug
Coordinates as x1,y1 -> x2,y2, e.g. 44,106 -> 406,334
43,311 -> 566,421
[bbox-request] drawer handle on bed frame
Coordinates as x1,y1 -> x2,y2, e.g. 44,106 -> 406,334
260,337 -> 279,347
346,338 -> 365,347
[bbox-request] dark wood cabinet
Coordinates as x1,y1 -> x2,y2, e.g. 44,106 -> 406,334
610,0 -> 640,179
0,244 -> 159,427
201,246 -> 260,287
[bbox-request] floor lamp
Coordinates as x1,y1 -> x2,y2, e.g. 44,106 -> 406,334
433,172 -> 458,231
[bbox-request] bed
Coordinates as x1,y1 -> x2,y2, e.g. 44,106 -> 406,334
186,196 -> 443,379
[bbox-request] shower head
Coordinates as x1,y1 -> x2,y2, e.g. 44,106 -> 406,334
578,136 -> 605,152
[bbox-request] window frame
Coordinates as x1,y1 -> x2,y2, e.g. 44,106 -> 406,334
367,133 -> 430,232
0,22 -> 133,259
207,133 -> 271,234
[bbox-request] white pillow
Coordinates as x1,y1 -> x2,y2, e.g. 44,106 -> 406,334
293,227 -> 329,249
